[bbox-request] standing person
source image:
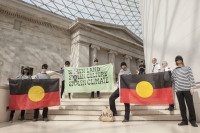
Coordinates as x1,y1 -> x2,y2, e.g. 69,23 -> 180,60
33,64 -> 50,122
60,61 -> 71,99
8,66 -> 32,122
138,61 -> 146,75
172,56 -> 198,127
162,61 -> 174,111
152,58 -> 161,73
109,62 -> 131,122
90,58 -> 100,99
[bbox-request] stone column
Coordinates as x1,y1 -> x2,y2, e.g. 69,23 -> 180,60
91,44 -> 100,65
70,41 -> 90,67
108,50 -> 118,81
124,55 -> 132,69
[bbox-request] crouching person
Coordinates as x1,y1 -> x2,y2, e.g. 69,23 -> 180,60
109,62 -> 131,122
33,64 -> 50,122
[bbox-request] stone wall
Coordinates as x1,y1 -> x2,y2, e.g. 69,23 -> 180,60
0,13 -> 71,84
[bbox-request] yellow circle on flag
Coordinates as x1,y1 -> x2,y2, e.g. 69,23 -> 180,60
28,86 -> 45,102
136,81 -> 153,98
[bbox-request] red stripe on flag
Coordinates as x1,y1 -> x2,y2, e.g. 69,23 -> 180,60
120,87 -> 174,105
9,91 -> 60,110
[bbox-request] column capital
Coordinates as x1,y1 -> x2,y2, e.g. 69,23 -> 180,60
108,50 -> 118,55
124,55 -> 132,60
91,44 -> 100,50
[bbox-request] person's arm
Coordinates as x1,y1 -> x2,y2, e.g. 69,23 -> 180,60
188,67 -> 196,95
59,67 -> 64,74
157,64 -> 161,72
16,74 -> 22,79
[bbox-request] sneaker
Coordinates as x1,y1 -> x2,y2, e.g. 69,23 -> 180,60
32,118 -> 38,122
122,119 -> 129,122
43,118 -> 49,122
178,121 -> 188,126
191,123 -> 198,127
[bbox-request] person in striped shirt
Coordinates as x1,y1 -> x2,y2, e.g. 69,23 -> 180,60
172,55 -> 198,127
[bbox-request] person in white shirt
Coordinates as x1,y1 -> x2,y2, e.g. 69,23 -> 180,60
162,61 -> 174,111
152,58 -> 161,73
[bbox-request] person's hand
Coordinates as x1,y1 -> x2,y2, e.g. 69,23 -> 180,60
190,88 -> 194,95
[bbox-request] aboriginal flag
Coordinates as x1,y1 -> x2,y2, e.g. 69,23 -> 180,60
9,79 -> 60,110
120,72 -> 174,105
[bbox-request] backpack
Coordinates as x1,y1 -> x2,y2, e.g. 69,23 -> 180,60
99,106 -> 114,122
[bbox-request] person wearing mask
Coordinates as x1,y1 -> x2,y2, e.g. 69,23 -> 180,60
90,58 -> 100,98
33,64 -> 50,122
152,58 -> 161,73
109,62 -> 131,122
172,56 -> 198,127
8,66 -> 32,122
60,61 -> 71,99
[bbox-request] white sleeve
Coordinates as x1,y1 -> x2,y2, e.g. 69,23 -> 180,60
157,64 -> 161,70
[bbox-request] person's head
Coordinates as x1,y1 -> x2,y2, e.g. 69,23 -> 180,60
162,61 -> 168,68
42,64 -> 48,73
152,58 -> 157,64
65,61 -> 70,67
94,58 -> 99,65
22,66 -> 30,75
175,55 -> 184,66
140,61 -> 144,65
121,62 -> 127,70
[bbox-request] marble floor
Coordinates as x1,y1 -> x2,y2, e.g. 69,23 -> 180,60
0,121 -> 199,133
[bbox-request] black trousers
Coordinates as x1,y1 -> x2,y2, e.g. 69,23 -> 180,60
176,91 -> 196,123
109,88 -> 130,120
10,110 -> 25,120
91,91 -> 100,97
34,108 -> 48,119
61,80 -> 71,98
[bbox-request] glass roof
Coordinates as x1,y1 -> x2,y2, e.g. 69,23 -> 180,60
20,0 -> 142,38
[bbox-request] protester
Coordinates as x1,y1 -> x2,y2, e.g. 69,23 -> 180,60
60,61 -> 71,99
138,61 -> 145,75
152,58 -> 161,73
33,64 -> 50,122
8,66 -> 32,122
109,62 -> 131,122
172,56 -> 198,127
90,58 -> 100,99
162,61 -> 174,111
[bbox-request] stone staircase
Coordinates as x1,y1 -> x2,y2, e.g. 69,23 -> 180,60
25,92 -> 182,121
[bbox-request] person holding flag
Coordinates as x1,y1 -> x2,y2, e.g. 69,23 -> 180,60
109,62 -> 131,122
90,58 -> 101,99
8,66 -> 32,122
33,64 -> 50,122
60,61 -> 71,99
172,56 -> 198,127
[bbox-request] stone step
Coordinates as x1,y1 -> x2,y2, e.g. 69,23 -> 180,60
25,114 -> 182,121
49,105 -> 170,111
26,109 -> 180,116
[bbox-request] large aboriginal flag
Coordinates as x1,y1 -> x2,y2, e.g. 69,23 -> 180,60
120,72 -> 174,105
9,79 -> 60,110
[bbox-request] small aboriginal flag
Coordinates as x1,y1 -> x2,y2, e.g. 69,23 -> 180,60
9,79 -> 60,110
120,72 -> 174,105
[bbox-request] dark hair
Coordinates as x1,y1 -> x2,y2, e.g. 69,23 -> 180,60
65,61 -> 70,66
94,58 -> 98,62
42,64 -> 48,69
21,66 -> 30,75
141,61 -> 144,63
121,62 -> 127,67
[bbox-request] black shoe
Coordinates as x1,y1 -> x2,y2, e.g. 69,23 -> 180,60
122,119 -> 129,122
43,118 -> 49,122
178,121 -> 188,126
165,107 -> 174,111
21,117 -> 25,121
191,123 -> 198,127
90,95 -> 94,98
8,118 -> 13,123
113,113 -> 117,116
33,118 -> 38,122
